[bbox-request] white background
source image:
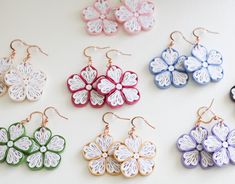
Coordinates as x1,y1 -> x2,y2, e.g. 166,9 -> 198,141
1,0 -> 235,183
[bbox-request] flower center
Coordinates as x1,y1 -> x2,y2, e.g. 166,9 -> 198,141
23,77 -> 30,85
134,12 -> 139,17
133,153 -> 140,159
86,84 -> 92,91
222,141 -> 229,148
40,146 -> 47,153
116,83 -> 122,90
202,62 -> 208,68
100,14 -> 106,19
196,144 -> 203,151
168,65 -> 175,72
102,152 -> 108,158
7,141 -> 14,148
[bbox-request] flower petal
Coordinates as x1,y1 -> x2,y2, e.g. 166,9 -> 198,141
149,57 -> 168,74
138,1 -> 155,14
213,148 -> 229,167
90,89 -> 105,107
200,150 -> 214,168
0,82 -> 7,97
124,0 -> 141,12
103,19 -> 118,35
26,83 -> 45,101
86,19 -> 103,35
83,142 -> 102,160
207,65 -> 223,82
181,150 -> 199,168
203,135 -> 222,152
154,71 -> 172,89
121,158 -> 138,178
0,145 -> 7,162
88,157 -> 105,175
121,71 -> 138,87
138,15 -> 155,30
95,134 -> 113,152
174,56 -> 187,72
108,142 -> 121,156
162,48 -> 179,66
8,85 -> 26,102
97,77 -> 115,95
6,147 -> 23,165
228,146 -> 235,164
94,0 -> 110,14
80,66 -> 98,84
107,65 -> 123,84
207,50 -> 223,65
47,135 -> 65,153
29,140 -> 40,154
4,69 -> 22,86
17,62 -> 33,77
8,123 -> 25,141
212,123 -> 230,142
190,126 -> 208,144
67,74 -> 86,92
29,70 -> 46,86
14,136 -> 32,153
184,56 -> 202,72
115,5 -> 133,22
72,89 -> 89,106
177,134 -> 196,151
227,130 -> 235,146
123,17 -> 141,34
82,6 -> 100,21
106,90 -> 125,108
193,67 -> 210,85
34,127 -> 52,146
26,152 -> 43,170
138,158 -> 154,175
139,141 -> 156,158
0,57 -> 12,75
106,156 -> 121,175
122,88 -> 140,104
114,145 -> 133,162
172,71 -> 188,87
125,135 -> 142,153
44,151 -> 61,169
0,128 -> 8,144
192,44 -> 208,62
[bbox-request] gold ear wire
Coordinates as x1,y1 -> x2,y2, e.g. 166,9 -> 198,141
9,39 -> 29,59
23,45 -> 48,62
168,31 -> 194,48
105,49 -> 131,66
193,27 -> 219,44
20,111 -> 44,125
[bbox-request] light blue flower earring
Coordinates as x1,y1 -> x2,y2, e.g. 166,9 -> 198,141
149,31 -> 192,89
184,27 -> 223,85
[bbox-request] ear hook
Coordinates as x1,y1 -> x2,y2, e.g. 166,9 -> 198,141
20,111 -> 44,125
193,27 -> 219,44
106,49 -> 131,66
9,39 -> 29,59
168,31 -> 194,48
23,45 -> 48,62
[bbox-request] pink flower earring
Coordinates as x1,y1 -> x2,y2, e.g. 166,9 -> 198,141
81,0 -> 119,35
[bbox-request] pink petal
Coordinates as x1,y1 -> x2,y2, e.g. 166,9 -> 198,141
123,17 -> 141,34
121,71 -> 138,87
67,74 -> 86,93
122,87 -> 140,104
71,89 -> 89,107
89,89 -> 105,108
86,19 -> 103,35
138,1 -> 155,15
115,5 -> 133,22
94,0 -> 110,14
138,15 -> 155,30
82,6 -> 100,21
123,0 -> 142,12
80,66 -> 98,84
106,65 -> 123,84
103,19 -> 118,35
96,77 -> 115,95
106,90 -> 125,108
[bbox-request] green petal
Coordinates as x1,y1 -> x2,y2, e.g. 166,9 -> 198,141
14,136 -> 33,153
28,139 -> 40,154
47,135 -> 66,153
44,151 -> 61,169
33,127 -> 52,146
26,151 -> 44,170
0,145 -> 8,162
8,123 -> 25,141
6,147 -> 24,166
0,128 -> 9,144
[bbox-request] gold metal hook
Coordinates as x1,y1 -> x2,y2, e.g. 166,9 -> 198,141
9,39 -> 29,59
131,116 -> 155,129
193,27 -> 219,44
20,111 -> 44,125
105,49 -> 131,66
168,31 -> 194,48
23,45 -> 48,62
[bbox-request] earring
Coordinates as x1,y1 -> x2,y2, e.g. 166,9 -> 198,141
176,101 -> 215,168
184,27 -> 223,85
0,114 -> 33,166
96,49 -> 140,108
149,31 -> 191,89
82,112 -> 129,176
0,39 -> 29,96
230,86 -> 235,102
114,116 -> 156,178
67,46 -> 109,108
81,0 -> 118,35
4,45 -> 48,102
25,107 -> 67,170
115,0 -> 156,34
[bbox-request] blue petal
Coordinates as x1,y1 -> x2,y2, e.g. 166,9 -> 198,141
149,57 -> 168,74
193,68 -> 210,85
172,71 -> 188,88
161,48 -> 179,65
174,55 -> 187,72
184,56 -> 202,72
192,44 -> 208,62
154,71 -> 172,89
207,50 -> 223,65
208,65 -> 223,82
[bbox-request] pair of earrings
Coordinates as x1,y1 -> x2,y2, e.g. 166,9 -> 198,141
82,112 -> 156,178
177,100 -> 235,168
81,0 -> 156,35
0,39 -> 48,102
67,46 -> 140,108
149,27 -> 223,89
0,107 -> 67,170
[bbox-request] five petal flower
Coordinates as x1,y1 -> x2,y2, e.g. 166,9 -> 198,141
149,48 -> 189,89
83,134 -> 121,175
184,44 -> 223,85
96,65 -> 140,108
82,0 -> 118,35
4,62 -> 47,102
0,123 -> 33,165
26,127 -> 66,170
114,135 -> 156,177
115,0 -> 155,34
67,66 -> 105,108
203,122 -> 235,167
177,126 -> 214,168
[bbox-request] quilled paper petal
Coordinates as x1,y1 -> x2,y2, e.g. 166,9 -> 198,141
34,127 -> 52,146
83,142 -> 102,160
95,134 -> 113,152
177,134 -> 196,151
161,48 -> 179,66
192,44 -> 208,62
227,130 -> 235,146
4,69 -> 22,86
106,65 -> 123,84
149,57 -> 168,74
106,156 -> 121,175
29,70 -> 47,86
72,89 -> 89,106
80,66 -> 98,84
207,50 -> 223,65
154,71 -> 172,89
123,17 -> 141,34
190,126 -> 208,144
193,67 -> 210,84
124,0 -> 141,12
26,152 -> 43,170
213,148 -> 229,167
82,6 -> 100,21
125,135 -> 142,153
203,135 -> 222,152
29,140 -> 40,154
172,71 -> 188,87
115,6 -> 133,22
94,0 -> 110,14
228,146 -> 235,164
6,147 -> 23,165
114,145 -> 133,162
14,136 -> 32,153
138,1 -> 155,14
121,158 -> 138,178
207,65 -> 223,82
138,15 -> 155,30
44,151 -> 61,169
122,88 -> 140,104
182,150 -> 199,168
138,158 -> 154,175
108,142 -> 121,156
106,90 -> 125,108
67,74 -> 86,92
0,145 -> 8,162
184,56 -> 202,72
26,84 -> 44,101
47,135 -> 65,153
8,123 -> 25,141
212,123 -> 230,142
88,157 -> 105,175
103,19 -> 118,35
90,89 -> 105,107
97,78 -> 115,95
121,71 -> 138,87
8,85 -> 26,102
139,141 -> 156,158
174,56 -> 187,72
200,150 -> 214,168
0,128 -> 8,144
86,19 -> 103,35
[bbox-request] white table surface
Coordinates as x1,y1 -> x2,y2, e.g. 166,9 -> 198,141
1,0 -> 235,183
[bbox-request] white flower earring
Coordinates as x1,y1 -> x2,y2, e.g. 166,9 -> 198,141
114,116 -> 156,178
4,45 -> 48,102
82,112 -> 130,176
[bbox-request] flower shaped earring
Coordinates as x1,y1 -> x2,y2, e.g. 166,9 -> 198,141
149,31 -> 191,89
96,49 -> 140,108
184,27 -> 224,85
114,116 -> 156,178
81,0 -> 119,35
67,46 -> 109,108
4,45 -> 48,102
82,112 -> 130,176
